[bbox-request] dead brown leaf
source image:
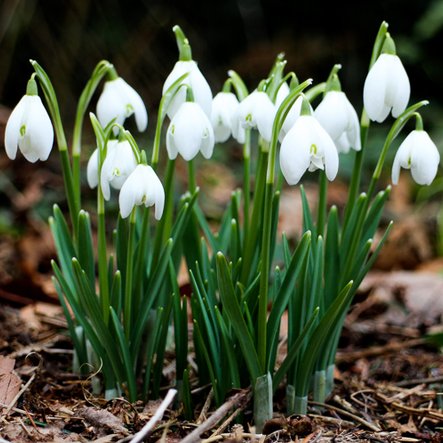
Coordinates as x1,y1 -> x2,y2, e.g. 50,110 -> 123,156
374,216 -> 433,270
360,271 -> 443,326
0,356 -> 21,406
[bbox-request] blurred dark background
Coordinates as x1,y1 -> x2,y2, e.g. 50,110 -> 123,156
1,0 -> 443,123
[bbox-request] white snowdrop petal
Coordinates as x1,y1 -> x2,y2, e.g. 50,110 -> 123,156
275,82 -> 290,108
200,124 -> 215,159
121,79 -> 148,131
166,123 -> 179,160
213,125 -> 231,143
25,97 -> 54,161
97,81 -> 126,128
279,118 -> 314,185
364,59 -> 391,123
4,96 -> 26,160
190,66 -> 213,117
87,149 -> 99,188
211,92 -> 239,142
411,132 -> 440,185
389,59 -> 411,118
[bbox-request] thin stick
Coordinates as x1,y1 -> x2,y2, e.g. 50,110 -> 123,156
130,389 -> 177,443
196,388 -> 214,424
309,400 -> 381,432
396,375 -> 443,387
336,338 -> 425,363
181,389 -> 251,443
206,407 -> 242,440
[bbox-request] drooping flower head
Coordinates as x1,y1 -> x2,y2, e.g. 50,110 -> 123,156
96,69 -> 148,132
4,75 -> 54,162
392,126 -> 440,186
162,26 -> 212,119
363,34 -> 410,123
167,101 -> 215,161
100,140 -> 138,200
232,90 -> 276,143
211,91 -> 239,143
119,164 -> 165,219
314,72 -> 361,154
280,97 -> 339,185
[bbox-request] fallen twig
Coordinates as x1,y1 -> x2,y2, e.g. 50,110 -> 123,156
309,400 -> 381,432
336,338 -> 425,363
396,375 -> 443,387
373,391 -> 443,421
129,389 -> 177,443
181,389 -> 251,443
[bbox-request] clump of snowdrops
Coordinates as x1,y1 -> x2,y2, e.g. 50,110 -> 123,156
4,22 -> 439,430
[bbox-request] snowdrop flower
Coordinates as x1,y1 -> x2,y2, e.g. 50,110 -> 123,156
280,115 -> 339,185
392,130 -> 440,185
233,91 -> 275,143
119,164 -> 165,219
274,79 -> 312,142
314,91 -> 361,153
163,26 -> 212,119
5,77 -> 54,162
100,140 -> 138,200
211,92 -> 239,143
97,76 -> 148,132
163,60 -> 212,119
167,101 -> 214,160
363,47 -> 410,123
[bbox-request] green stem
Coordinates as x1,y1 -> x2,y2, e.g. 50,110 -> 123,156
133,208 -> 150,306
240,147 -> 268,286
72,60 -> 113,209
257,181 -> 272,372
124,209 -> 137,339
242,129 -> 251,247
316,171 -> 328,237
188,159 -> 197,194
152,159 -> 176,272
97,188 -> 110,325
343,110 -> 370,228
30,60 -> 79,234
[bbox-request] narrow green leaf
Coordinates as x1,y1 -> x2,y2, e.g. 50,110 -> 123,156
110,308 -> 136,401
77,210 -> 95,287
273,307 -> 320,389
193,319 -> 222,405
300,185 -> 315,234
267,231 -> 311,360
216,252 -> 262,380
297,281 -> 354,397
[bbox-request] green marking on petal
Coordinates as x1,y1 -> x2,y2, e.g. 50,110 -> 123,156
20,124 -> 26,137
310,144 -> 317,155
125,103 -> 134,117
113,167 -> 121,177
